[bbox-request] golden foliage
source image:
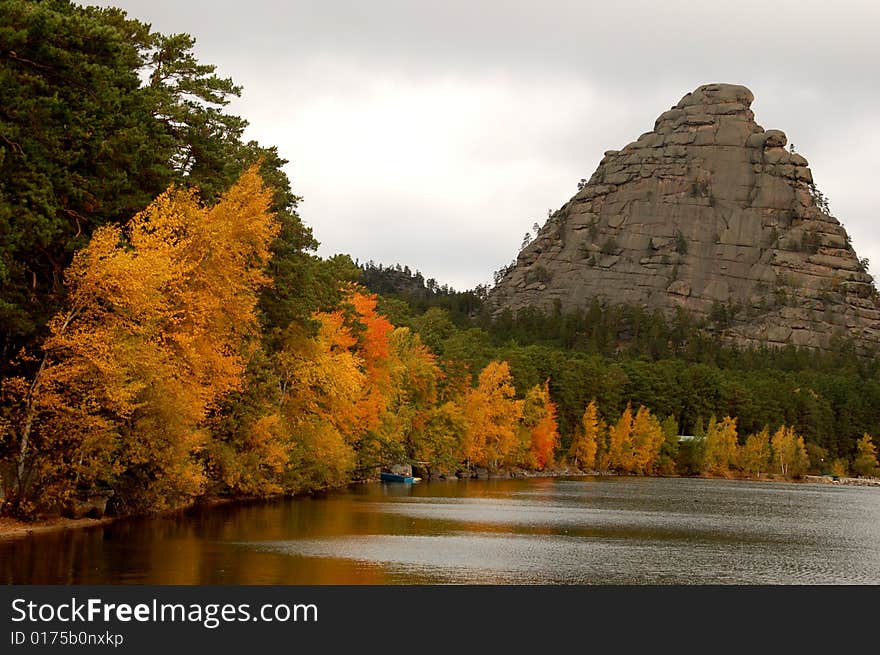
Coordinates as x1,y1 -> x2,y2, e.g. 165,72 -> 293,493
462,361 -> 523,468
770,425 -> 809,479
412,401 -> 467,474
569,400 -> 601,471
631,406 -> 665,475
608,403 -> 634,472
701,416 -> 739,476
739,428 -> 771,478
11,162 -> 870,517
853,434 -> 879,477
13,166 -> 278,512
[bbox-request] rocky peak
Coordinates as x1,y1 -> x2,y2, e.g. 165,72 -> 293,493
489,83 -> 880,352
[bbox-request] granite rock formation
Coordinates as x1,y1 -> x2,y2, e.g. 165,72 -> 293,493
489,83 -> 880,352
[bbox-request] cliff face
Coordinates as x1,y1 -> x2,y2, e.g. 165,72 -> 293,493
489,83 -> 880,351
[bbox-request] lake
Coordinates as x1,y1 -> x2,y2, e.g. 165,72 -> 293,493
3,476 -> 879,584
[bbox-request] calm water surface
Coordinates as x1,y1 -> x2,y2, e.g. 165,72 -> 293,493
3,477 -> 879,584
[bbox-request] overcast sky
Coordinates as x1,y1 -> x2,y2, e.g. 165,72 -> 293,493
90,0 -> 880,290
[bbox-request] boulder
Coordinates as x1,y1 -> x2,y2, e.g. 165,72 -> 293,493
763,130 -> 787,148
64,491 -> 114,519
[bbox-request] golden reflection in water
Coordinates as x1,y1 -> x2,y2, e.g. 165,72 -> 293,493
3,477 -> 880,584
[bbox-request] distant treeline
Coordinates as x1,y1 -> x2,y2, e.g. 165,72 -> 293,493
359,261 -> 880,467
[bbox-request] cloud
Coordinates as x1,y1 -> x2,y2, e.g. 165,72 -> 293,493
91,0 -> 880,287
234,63 -> 609,288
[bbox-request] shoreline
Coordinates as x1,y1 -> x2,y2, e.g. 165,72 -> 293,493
0,516 -> 115,542
2,471 -> 877,541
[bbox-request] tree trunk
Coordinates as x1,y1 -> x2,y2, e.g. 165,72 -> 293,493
17,352 -> 47,490
16,306 -> 80,493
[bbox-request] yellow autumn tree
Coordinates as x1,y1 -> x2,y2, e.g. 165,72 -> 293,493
608,403 -> 635,473
829,458 -> 849,478
631,406 -> 665,475
204,348 -> 293,497
9,166 -> 278,513
410,400 -> 467,476
739,428 -> 771,478
462,361 -> 523,469
853,434 -> 879,478
770,425 -> 809,479
595,419 -> 612,472
569,400 -> 601,471
273,311 -> 364,491
370,326 -> 442,468
701,416 -> 739,476
248,292 -> 445,487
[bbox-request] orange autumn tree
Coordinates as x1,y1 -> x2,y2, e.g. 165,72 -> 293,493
276,313 -> 363,492
8,167 -> 278,513
518,380 -> 559,470
204,304 -> 367,498
337,291 -> 396,447
462,361 -> 523,469
330,290 -> 412,469
281,289 -> 444,474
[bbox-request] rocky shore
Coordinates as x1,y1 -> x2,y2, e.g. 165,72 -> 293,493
803,475 -> 880,487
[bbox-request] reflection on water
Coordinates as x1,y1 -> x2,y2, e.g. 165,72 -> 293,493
2,477 -> 879,584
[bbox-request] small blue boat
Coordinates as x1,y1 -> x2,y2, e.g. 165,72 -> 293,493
380,471 -> 420,483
